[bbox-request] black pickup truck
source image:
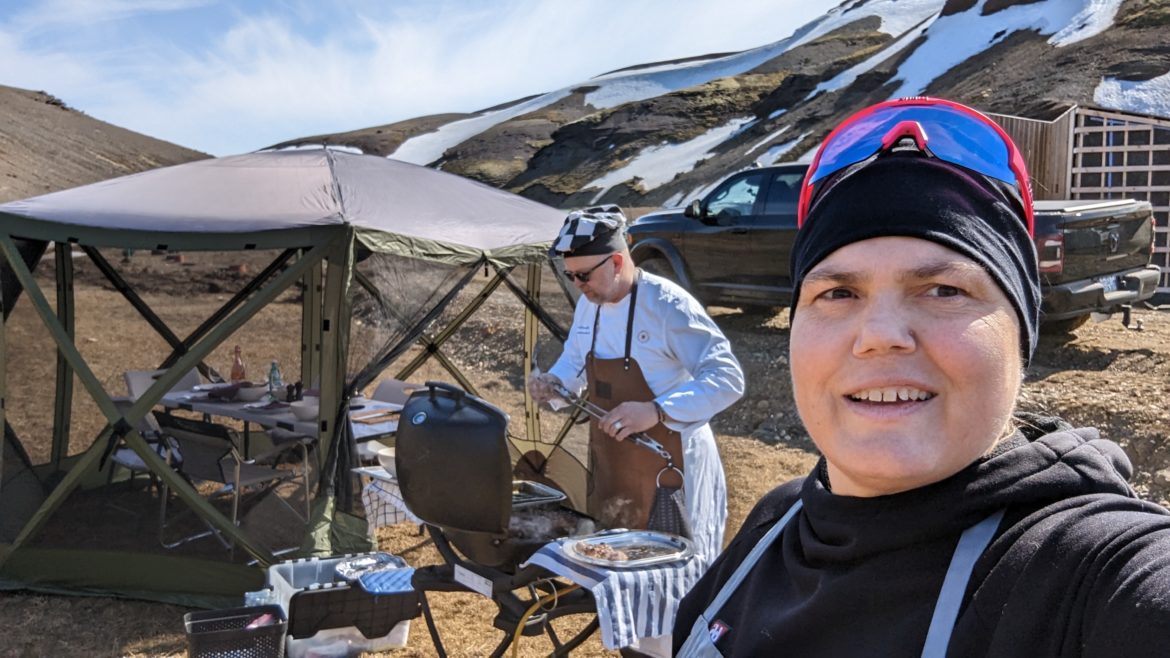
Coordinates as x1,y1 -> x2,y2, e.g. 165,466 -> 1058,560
627,164 -> 1161,332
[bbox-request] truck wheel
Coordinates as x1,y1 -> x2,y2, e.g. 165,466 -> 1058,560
640,257 -> 678,283
1041,314 -> 1090,335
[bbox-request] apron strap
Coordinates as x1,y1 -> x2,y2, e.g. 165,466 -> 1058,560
701,499 -> 804,620
920,508 -> 1006,658
623,279 -> 638,370
588,277 -> 640,371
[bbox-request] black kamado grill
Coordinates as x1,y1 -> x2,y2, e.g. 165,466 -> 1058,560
395,382 -> 599,656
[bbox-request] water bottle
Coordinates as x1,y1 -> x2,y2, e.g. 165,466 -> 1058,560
268,361 -> 282,396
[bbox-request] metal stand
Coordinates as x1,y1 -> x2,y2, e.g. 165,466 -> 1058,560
413,525 -> 599,657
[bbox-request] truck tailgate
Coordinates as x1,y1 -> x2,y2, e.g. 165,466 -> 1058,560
1033,199 -> 1154,284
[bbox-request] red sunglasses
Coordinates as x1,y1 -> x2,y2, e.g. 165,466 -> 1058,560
797,97 -> 1034,234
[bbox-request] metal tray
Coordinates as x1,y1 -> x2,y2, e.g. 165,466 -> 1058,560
562,529 -> 694,568
511,480 -> 566,509
333,552 -> 408,581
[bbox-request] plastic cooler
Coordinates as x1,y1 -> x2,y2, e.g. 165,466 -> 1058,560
264,553 -> 419,652
184,604 -> 287,658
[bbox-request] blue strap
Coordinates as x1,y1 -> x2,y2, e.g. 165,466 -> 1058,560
920,509 -> 1005,658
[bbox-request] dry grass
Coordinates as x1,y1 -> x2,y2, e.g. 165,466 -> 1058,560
4,249 -> 1166,656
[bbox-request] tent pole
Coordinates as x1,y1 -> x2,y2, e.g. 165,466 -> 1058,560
522,263 -> 541,446
0,250 -> 6,491
161,249 -> 297,370
51,243 -> 75,471
0,233 -> 338,569
80,246 -> 186,362
428,349 -> 479,396
490,261 -> 568,342
318,229 -> 354,509
80,246 -> 219,382
395,266 -> 510,382
302,255 -> 323,392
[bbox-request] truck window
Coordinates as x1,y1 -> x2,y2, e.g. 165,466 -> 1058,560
707,172 -> 766,218
763,171 -> 803,215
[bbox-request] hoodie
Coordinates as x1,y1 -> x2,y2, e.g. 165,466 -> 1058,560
673,415 -> 1170,656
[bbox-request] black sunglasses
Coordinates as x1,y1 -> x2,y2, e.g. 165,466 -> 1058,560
562,254 -> 614,283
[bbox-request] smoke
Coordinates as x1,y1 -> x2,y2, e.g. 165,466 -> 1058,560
599,496 -> 637,529
508,507 -> 586,540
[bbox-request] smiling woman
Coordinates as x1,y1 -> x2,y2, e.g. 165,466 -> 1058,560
673,98 -> 1170,658
791,237 -> 1022,497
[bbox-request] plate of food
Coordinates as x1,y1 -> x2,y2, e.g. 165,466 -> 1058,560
562,529 -> 694,568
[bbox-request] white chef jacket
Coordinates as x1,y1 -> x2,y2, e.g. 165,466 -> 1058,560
548,270 -> 744,562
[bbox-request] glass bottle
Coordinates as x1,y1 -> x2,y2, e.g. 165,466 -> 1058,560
268,361 -> 283,396
230,345 -> 247,383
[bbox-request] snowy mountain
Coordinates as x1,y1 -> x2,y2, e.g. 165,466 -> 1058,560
273,0 -> 1170,209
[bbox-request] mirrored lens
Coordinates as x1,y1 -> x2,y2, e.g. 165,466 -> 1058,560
810,104 -> 1015,186
562,254 -> 612,283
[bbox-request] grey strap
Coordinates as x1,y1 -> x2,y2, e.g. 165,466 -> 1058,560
920,509 -> 1006,658
678,500 -> 803,658
702,499 -> 803,619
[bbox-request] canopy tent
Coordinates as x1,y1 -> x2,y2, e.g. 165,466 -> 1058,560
0,148 -> 588,606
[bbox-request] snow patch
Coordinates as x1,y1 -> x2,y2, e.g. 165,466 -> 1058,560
390,89 -> 570,165
584,117 -> 755,203
1049,0 -> 1124,46
746,125 -> 791,155
754,132 -> 810,167
788,0 -> 944,51
889,0 -> 1122,99
806,15 -> 936,100
1094,72 -> 1170,118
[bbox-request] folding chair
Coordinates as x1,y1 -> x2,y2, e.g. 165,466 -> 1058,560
107,397 -> 179,492
124,368 -> 202,400
153,412 -> 311,551
359,379 -> 422,462
370,379 -> 423,405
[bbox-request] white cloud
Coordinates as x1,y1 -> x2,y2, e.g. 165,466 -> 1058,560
10,0 -> 215,33
0,0 -> 832,155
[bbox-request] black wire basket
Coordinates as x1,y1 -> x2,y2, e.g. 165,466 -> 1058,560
184,604 -> 287,658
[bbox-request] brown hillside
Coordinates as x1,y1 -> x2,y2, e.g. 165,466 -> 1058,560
0,84 -> 208,203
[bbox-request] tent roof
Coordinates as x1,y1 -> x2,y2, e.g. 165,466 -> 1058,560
0,149 -> 564,263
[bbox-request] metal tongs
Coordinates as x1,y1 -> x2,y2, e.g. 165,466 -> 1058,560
548,381 -> 674,463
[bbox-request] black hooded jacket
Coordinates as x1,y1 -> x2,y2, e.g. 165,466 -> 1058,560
673,416 -> 1170,656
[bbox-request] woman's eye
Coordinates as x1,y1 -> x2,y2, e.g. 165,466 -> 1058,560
928,284 -> 963,297
821,287 -> 855,300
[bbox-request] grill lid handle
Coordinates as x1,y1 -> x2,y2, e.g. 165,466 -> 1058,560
425,380 -> 467,403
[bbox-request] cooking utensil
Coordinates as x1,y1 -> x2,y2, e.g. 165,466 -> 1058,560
547,380 -> 693,538
352,408 -> 401,423
547,382 -> 672,462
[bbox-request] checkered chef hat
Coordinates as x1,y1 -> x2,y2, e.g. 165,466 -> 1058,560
550,205 -> 629,257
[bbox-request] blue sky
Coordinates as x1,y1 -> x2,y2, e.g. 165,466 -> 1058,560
0,0 -> 827,156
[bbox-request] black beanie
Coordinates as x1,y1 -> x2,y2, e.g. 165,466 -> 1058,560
790,154 -> 1040,364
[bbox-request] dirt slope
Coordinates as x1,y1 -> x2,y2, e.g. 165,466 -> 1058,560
0,84 -> 207,203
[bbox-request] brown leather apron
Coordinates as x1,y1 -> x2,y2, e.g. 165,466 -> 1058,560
586,282 -> 685,530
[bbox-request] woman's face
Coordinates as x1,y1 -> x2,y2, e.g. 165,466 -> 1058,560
790,236 -> 1022,497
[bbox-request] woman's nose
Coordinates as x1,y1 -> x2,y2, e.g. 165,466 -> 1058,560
852,301 -> 916,356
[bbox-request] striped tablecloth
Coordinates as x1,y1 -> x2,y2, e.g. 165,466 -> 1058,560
522,538 -> 707,650
358,470 -> 422,540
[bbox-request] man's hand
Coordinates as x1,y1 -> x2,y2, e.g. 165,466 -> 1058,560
600,401 -> 658,441
527,372 -> 564,405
